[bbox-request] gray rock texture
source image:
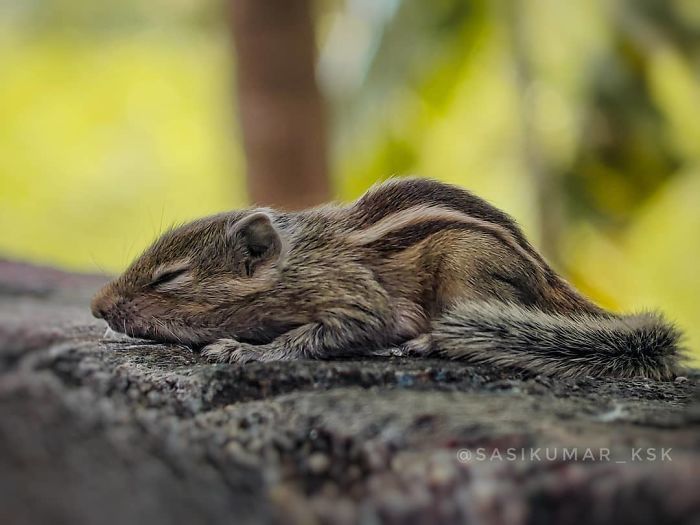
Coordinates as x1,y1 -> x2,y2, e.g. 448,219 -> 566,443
1,260 -> 698,525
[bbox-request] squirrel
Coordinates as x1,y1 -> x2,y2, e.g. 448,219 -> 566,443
91,177 -> 683,379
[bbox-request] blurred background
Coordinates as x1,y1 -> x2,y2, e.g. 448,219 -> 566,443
0,0 -> 698,363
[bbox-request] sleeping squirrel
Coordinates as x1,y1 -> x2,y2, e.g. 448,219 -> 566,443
91,177 -> 683,379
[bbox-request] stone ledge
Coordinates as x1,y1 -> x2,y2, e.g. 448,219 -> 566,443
0,260 -> 698,525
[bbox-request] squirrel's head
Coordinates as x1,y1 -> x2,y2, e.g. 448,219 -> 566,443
90,210 -> 285,345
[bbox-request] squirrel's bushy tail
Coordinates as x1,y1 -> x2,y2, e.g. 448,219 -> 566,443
431,302 -> 683,379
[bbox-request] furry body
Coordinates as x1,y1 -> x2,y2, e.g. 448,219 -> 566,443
91,178 -> 682,379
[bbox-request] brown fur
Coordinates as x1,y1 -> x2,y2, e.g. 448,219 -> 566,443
91,177 -> 682,378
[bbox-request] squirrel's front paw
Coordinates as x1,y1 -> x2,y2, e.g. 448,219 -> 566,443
201,339 -> 264,364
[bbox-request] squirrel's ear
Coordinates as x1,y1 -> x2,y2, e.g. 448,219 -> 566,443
228,212 -> 282,275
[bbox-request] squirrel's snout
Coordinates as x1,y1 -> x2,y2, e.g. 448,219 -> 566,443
91,301 -> 105,319
91,286 -> 116,320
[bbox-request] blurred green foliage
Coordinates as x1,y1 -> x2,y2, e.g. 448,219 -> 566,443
1,0 -> 699,363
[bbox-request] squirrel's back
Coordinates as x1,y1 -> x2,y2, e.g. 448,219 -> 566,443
348,178 -> 684,379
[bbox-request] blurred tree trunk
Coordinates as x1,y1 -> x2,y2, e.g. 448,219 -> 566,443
229,0 -> 331,209
505,0 -> 563,268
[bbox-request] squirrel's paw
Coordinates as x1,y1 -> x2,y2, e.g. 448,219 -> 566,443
201,339 -> 264,364
400,334 -> 434,356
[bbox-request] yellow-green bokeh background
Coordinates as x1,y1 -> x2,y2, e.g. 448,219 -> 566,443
1,0 -> 698,364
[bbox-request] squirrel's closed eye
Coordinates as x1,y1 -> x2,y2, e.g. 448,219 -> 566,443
150,268 -> 189,288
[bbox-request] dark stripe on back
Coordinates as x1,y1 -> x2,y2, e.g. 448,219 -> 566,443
354,178 -> 558,280
364,218 -> 551,307
362,220 -> 463,254
361,218 -> 537,264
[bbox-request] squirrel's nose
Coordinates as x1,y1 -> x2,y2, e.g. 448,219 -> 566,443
90,291 -> 112,320
91,298 -> 106,319
92,304 -> 105,319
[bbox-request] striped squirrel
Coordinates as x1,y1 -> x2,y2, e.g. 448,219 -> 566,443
91,178 -> 683,379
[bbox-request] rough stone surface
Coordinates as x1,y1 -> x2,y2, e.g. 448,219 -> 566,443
0,259 -> 698,525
